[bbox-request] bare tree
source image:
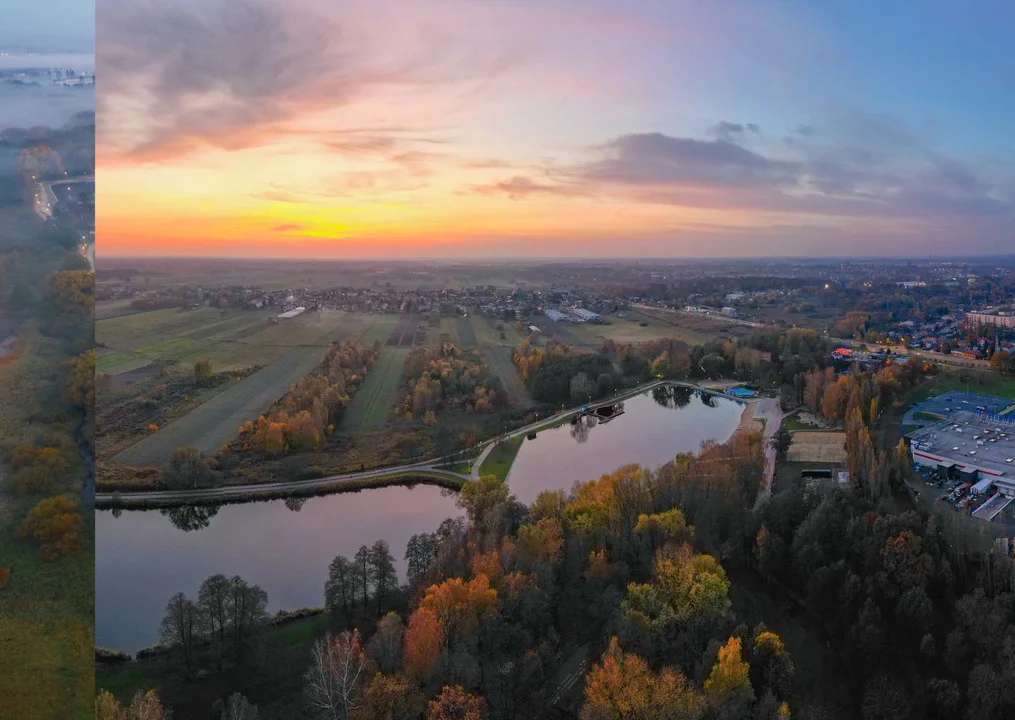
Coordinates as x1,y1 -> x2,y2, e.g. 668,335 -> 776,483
304,631 -> 367,720
159,592 -> 198,673
228,576 -> 269,662
369,540 -> 396,614
221,692 -> 258,720
198,574 -> 232,668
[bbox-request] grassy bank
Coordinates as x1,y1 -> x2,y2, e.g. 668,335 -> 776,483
478,435 -> 525,481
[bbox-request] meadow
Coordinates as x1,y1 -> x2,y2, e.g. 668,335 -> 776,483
0,336 -> 93,720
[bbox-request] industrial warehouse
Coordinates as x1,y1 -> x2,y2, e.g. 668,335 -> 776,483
907,392 -> 1015,522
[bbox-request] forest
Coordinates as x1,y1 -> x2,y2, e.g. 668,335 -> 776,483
397,344 -> 509,424
96,321 -> 1014,719
0,115 -> 95,718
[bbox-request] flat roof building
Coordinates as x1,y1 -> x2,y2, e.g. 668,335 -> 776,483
545,309 -> 569,322
909,409 -> 1015,497
570,308 -> 601,323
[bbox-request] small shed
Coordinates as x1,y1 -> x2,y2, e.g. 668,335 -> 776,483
971,477 -> 995,496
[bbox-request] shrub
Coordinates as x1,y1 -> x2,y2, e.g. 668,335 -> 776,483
95,647 -> 132,663
18,495 -> 85,561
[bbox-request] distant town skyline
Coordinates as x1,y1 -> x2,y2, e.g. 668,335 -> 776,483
0,0 -> 94,53
97,0 -> 1015,259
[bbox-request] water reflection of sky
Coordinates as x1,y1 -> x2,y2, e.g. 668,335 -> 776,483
96,485 -> 463,653
506,387 -> 743,503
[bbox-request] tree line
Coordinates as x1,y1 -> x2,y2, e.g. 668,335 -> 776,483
239,340 -> 381,457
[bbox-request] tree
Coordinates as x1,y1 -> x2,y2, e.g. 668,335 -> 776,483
17,495 -> 84,561
65,349 -> 94,408
989,350 -> 1013,374
221,692 -> 259,720
163,446 -> 213,489
581,636 -> 655,720
361,673 -> 426,720
703,637 -> 754,712
160,592 -> 198,673
457,475 -> 510,536
227,576 -> 269,661
426,685 -> 487,720
405,532 -> 439,588
198,574 -> 232,667
326,555 -> 357,626
404,606 -> 443,681
750,630 -> 795,699
304,631 -> 367,720
369,540 -> 397,613
570,372 -> 595,404
367,612 -> 404,673
769,427 -> 792,462
194,358 -> 213,383
355,546 -> 372,613
596,372 -> 615,397
96,690 -> 171,720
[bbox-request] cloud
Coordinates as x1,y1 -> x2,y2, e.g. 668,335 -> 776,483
579,133 -> 800,190
97,0 -> 509,161
471,122 -> 1014,232
707,121 -> 760,142
272,223 -> 303,232
470,175 -> 585,200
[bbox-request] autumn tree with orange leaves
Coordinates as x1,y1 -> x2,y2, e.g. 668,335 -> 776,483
18,495 -> 85,561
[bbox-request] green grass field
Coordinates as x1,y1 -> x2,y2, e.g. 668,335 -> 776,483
340,347 -> 410,433
931,369 -> 1015,400
0,498 -> 94,720
111,345 -> 332,466
483,346 -> 530,406
479,435 -> 525,481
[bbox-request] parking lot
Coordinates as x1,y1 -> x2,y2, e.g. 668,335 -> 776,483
912,390 -> 1013,421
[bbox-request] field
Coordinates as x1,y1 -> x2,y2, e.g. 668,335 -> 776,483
0,339 -> 94,720
100,306 -> 536,471
99,312 -> 401,465
95,298 -> 144,320
110,345 -> 332,466
340,347 -> 410,433
786,432 -> 848,464
930,368 -> 1015,400
97,308 -> 374,375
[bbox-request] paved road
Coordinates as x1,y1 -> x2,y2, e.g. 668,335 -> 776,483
752,397 -> 784,506
96,464 -> 471,507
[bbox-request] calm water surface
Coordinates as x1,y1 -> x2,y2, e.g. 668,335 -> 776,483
96,386 -> 743,651
507,387 -> 744,502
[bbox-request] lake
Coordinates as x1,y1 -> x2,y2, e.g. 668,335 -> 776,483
95,385 -> 744,652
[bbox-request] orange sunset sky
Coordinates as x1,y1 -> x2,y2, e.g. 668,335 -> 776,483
97,0 -> 1015,259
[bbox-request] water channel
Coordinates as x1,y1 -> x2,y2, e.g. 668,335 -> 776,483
96,385 -> 744,652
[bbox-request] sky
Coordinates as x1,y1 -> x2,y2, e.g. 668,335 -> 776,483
0,0 -> 94,52
96,0 -> 1015,259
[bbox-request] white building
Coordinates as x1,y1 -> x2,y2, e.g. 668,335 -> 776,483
278,307 -> 306,319
570,308 -> 601,323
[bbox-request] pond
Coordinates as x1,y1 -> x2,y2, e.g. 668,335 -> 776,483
506,385 -> 745,503
95,385 -> 744,652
